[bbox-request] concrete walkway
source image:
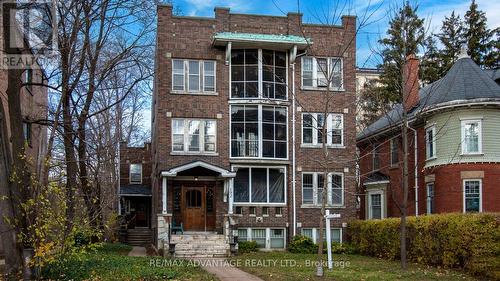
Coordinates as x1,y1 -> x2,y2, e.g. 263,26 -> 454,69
127,246 -> 147,257
198,258 -> 264,281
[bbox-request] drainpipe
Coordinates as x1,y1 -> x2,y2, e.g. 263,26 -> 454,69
407,125 -> 418,216
291,62 -> 297,236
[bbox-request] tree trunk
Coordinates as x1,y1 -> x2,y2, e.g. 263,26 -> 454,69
401,101 -> 409,270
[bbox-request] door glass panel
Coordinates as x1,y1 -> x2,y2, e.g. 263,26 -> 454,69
206,188 -> 214,213
186,190 -> 202,208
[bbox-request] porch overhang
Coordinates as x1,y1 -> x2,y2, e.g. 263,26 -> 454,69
161,161 -> 236,178
212,32 -> 311,50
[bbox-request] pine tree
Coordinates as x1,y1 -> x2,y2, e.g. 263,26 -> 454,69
436,11 -> 464,72
464,0 -> 492,67
483,28 -> 499,68
420,35 -> 441,84
378,2 -> 425,103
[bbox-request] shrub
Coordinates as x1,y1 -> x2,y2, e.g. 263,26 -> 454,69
288,235 -> 318,254
238,241 -> 259,254
348,213 -> 500,279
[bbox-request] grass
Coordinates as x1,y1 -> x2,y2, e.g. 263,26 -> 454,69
42,243 -> 217,281
233,252 -> 478,281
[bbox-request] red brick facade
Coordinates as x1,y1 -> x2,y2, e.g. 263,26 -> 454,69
148,5 -> 358,246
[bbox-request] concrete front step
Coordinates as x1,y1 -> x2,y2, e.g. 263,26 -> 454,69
171,233 -> 229,258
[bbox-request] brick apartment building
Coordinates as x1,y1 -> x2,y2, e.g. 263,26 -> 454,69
119,4 -> 358,254
357,51 -> 500,220
0,14 -> 48,263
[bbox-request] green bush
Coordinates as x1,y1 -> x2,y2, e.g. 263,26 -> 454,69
348,213 -> 500,279
238,241 -> 259,254
288,235 -> 318,254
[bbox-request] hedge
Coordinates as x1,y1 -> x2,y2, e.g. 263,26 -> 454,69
348,213 -> 500,279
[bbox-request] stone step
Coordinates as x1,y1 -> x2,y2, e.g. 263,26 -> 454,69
171,236 -> 225,242
174,252 -> 228,258
175,245 -> 229,251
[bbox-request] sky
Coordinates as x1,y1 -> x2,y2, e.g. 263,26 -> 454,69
172,0 -> 500,68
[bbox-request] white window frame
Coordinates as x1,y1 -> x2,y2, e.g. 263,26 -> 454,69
367,190 -> 384,219
463,179 -> 482,213
230,105 -> 288,159
171,119 -> 217,154
461,119 -> 482,155
301,172 -> 344,207
301,228 -> 342,244
426,182 -> 434,214
171,59 -> 217,94
372,145 -> 380,171
426,125 -> 436,159
301,56 -> 344,91
301,113 -> 344,147
232,165 -> 287,205
129,163 -> 143,184
239,227 -> 287,250
230,49 -> 288,100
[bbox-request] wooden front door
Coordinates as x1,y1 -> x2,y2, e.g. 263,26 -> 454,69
182,187 -> 205,231
180,184 -> 217,231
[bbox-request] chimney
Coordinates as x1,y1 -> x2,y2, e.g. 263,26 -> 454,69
403,54 -> 420,111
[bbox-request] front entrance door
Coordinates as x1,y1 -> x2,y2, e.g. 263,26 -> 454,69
181,184 -> 216,231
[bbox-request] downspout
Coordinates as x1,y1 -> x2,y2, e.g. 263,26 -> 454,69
118,143 -> 121,216
408,125 -> 418,216
290,45 -> 297,236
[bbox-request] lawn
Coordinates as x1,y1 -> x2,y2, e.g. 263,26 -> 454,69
233,252 -> 477,281
42,243 -> 217,281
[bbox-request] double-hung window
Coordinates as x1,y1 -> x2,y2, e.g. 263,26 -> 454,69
171,59 -> 216,93
239,228 -> 286,249
172,119 -> 216,153
302,113 -> 343,146
302,172 -> 344,206
301,228 -> 342,244
426,183 -> 434,214
461,119 -> 482,154
301,56 -> 343,90
231,49 -> 287,100
463,179 -> 482,213
372,145 -> 380,170
231,105 -> 287,159
233,167 -> 285,204
129,164 -> 142,184
390,138 -> 399,166
426,125 -> 436,159
368,192 -> 382,219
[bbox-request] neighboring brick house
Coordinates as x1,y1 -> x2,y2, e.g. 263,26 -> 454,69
119,4 -> 358,252
357,51 -> 500,220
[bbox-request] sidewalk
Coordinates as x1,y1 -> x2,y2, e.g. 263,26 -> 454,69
127,246 -> 147,257
198,258 -> 264,281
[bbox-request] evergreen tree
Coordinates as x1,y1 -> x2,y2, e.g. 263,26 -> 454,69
464,0 -> 492,67
420,35 -> 441,84
377,2 -> 425,103
483,28 -> 499,68
436,11 -> 464,72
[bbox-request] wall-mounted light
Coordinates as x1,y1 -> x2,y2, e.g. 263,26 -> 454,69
194,176 -> 198,181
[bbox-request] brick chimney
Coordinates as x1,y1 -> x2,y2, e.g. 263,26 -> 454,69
403,54 -> 420,111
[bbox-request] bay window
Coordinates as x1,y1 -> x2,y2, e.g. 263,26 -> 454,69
234,167 -> 285,204
231,49 -> 287,100
172,119 -> 217,153
426,183 -> 434,214
231,105 -> 287,158
302,172 -> 344,206
368,192 -> 382,219
301,56 -> 343,90
302,113 -> 343,146
171,59 -> 216,93
461,119 -> 482,154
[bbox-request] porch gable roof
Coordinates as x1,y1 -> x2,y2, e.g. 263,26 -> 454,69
161,161 -> 236,178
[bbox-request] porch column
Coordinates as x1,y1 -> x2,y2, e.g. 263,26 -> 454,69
162,176 -> 167,214
228,178 -> 234,214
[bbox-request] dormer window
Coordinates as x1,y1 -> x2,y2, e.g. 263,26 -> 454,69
130,164 -> 142,184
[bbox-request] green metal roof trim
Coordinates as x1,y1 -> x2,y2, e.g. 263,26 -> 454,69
213,32 -> 311,45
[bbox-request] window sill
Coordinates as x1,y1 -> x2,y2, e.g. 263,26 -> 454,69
234,203 -> 287,206
300,144 -> 345,149
228,99 -> 289,104
460,152 -> 484,156
171,151 -> 219,156
425,156 -> 437,161
262,214 -> 269,217
275,214 -> 283,217
300,204 -> 345,209
389,165 -> 399,170
170,91 -> 218,96
301,87 -> 345,92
